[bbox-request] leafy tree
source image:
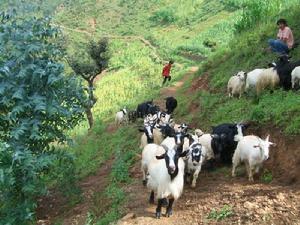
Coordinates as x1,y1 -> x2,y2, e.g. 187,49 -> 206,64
68,39 -> 110,129
0,12 -> 86,224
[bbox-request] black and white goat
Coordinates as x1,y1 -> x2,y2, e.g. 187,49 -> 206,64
185,141 -> 207,188
115,108 -> 128,126
142,143 -> 187,218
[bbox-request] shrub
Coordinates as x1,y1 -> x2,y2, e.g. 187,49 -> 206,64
0,12 -> 86,224
150,8 -> 178,24
207,205 -> 233,221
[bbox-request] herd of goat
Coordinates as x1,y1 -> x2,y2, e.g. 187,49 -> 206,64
227,54 -> 300,97
115,95 -> 276,219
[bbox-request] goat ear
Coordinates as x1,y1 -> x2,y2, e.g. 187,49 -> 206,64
211,134 -> 219,139
220,133 -> 227,139
156,154 -> 165,160
138,128 -> 144,132
243,123 -> 250,129
269,141 -> 276,147
179,150 -> 188,158
265,135 -> 270,142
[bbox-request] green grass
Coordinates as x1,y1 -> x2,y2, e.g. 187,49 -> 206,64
260,169 -> 273,183
207,205 -> 234,221
180,5 -> 300,134
4,0 -> 300,224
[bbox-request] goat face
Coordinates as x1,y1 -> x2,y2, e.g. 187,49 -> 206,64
236,71 -> 247,81
173,132 -> 187,146
122,108 -> 127,115
156,145 -> 188,178
254,135 -> 276,161
211,133 -> 227,155
178,123 -> 189,133
189,143 -> 203,166
144,123 -> 154,139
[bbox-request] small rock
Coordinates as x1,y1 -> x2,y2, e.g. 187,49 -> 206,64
243,201 -> 257,209
121,213 -> 136,221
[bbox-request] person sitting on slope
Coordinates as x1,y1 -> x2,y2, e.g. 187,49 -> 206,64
268,18 -> 294,55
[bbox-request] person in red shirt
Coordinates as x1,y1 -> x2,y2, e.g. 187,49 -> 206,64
162,60 -> 174,86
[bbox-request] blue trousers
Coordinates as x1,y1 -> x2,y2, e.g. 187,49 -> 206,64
268,39 -> 289,54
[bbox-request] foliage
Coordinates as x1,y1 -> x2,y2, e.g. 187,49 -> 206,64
150,8 -> 178,24
233,0 -> 299,33
0,12 -> 85,224
207,205 -> 234,221
92,126 -> 139,224
68,38 -> 110,128
260,169 -> 273,183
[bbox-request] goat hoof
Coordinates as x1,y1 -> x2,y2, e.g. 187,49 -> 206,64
155,212 -> 161,219
162,198 -> 168,207
142,180 -> 147,186
166,209 -> 173,217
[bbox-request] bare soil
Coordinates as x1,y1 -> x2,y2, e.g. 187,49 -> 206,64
118,125 -> 300,225
37,159 -> 114,225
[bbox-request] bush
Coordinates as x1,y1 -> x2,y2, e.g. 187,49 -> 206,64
207,205 -> 233,221
0,12 -> 86,224
150,8 -> 178,24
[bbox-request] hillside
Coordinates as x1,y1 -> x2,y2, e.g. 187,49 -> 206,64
1,0 -> 300,225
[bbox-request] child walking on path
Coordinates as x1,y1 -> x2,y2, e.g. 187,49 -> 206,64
162,60 -> 174,86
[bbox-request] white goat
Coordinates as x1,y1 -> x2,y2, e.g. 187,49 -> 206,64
291,66 -> 300,89
227,71 -> 247,98
256,68 -> 279,94
139,123 -> 155,149
232,135 -> 275,181
145,144 -> 187,218
185,142 -> 207,188
196,133 -> 215,161
141,143 -> 165,185
245,68 -> 264,92
115,108 -> 128,126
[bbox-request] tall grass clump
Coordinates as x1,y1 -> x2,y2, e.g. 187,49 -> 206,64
232,0 -> 300,32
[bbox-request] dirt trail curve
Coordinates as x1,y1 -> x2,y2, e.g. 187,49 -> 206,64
37,159 -> 114,225
117,68 -> 300,225
53,23 -> 173,64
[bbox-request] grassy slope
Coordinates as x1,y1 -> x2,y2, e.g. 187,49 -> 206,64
4,0 -> 299,223
179,5 -> 300,134
55,0 -> 240,176
54,0 -> 236,61
48,1 -> 243,223
54,1 -> 300,224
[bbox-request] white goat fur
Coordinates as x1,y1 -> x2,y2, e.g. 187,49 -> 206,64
256,68 -> 279,94
115,109 -> 127,126
232,135 -> 274,181
185,142 -> 207,188
140,128 -> 164,149
196,133 -> 215,161
291,66 -> 300,89
245,69 -> 265,91
141,144 -> 165,182
145,147 -> 185,200
227,71 -> 246,98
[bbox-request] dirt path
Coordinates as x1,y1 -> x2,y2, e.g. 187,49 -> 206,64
37,159 -> 114,225
119,163 -> 300,225
154,66 -> 198,110
117,68 -> 300,225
